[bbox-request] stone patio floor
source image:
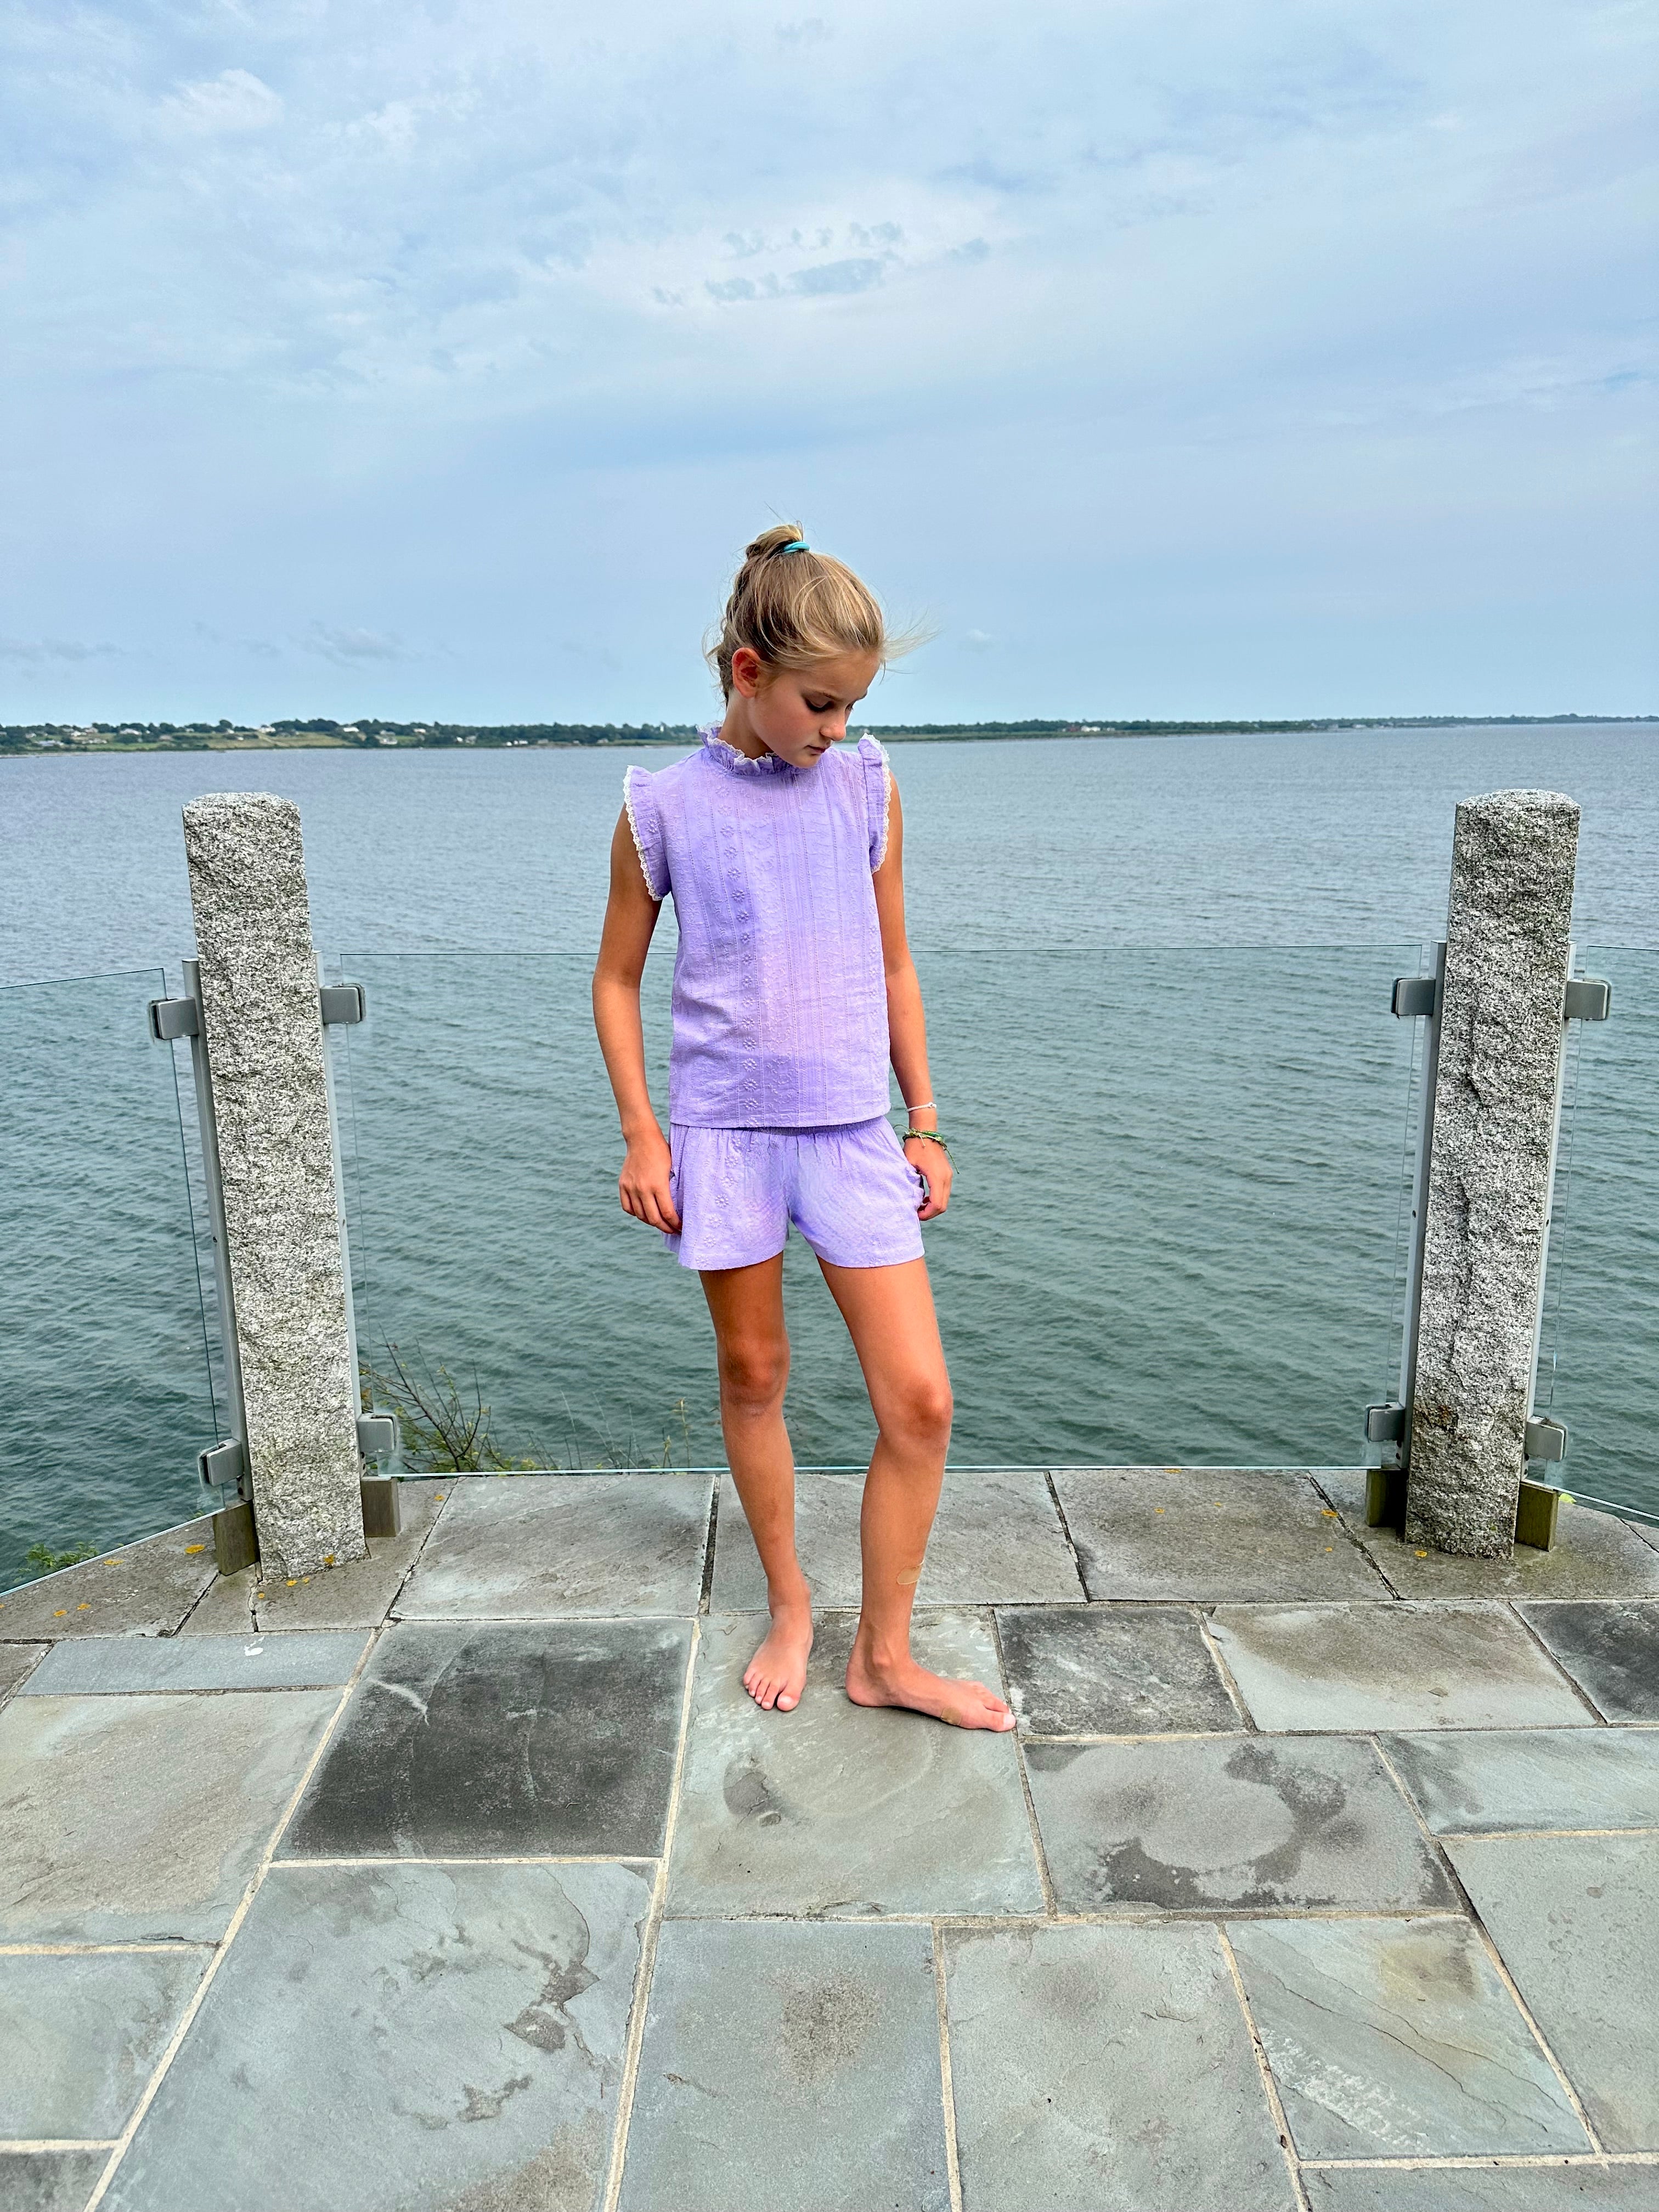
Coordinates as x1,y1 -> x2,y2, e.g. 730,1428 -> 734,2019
2,1465 -> 1658,2212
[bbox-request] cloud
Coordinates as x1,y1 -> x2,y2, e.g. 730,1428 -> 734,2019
963,629 -> 996,651
791,256 -> 887,297
160,68 -> 284,136
0,636 -> 123,664
299,623 -> 413,665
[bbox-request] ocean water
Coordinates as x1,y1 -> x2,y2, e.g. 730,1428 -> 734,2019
2,724 -> 1655,1585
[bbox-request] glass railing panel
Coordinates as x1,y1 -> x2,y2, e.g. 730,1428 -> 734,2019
330,945 -> 1421,1473
1534,946 -> 1658,1520
0,969 -> 217,1591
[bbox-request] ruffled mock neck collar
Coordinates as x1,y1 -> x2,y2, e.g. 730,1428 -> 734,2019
698,721 -> 796,776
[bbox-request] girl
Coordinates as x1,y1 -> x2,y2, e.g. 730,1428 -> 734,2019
592,526 -> 1013,1733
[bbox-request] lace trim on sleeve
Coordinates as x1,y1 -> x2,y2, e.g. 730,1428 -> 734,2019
879,760 -> 894,871
622,768 -> 665,901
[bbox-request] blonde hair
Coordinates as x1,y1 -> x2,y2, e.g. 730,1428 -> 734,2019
708,524 -> 901,698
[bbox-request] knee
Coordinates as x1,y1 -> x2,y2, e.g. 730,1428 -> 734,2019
880,1373 -> 954,1454
719,1339 -> 789,1418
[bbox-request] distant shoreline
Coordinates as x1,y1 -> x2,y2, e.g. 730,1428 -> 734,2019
2,713 -> 1652,757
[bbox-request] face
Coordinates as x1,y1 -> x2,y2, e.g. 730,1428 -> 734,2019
731,647 -> 881,768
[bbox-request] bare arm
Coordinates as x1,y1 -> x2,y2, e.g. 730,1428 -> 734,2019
592,810 -> 680,1233
873,779 -> 951,1221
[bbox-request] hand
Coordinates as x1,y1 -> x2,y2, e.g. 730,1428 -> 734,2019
619,1126 -> 681,1233
904,1135 -> 952,1221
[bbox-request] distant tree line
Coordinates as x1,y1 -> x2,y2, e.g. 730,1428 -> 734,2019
2,711 -> 1648,754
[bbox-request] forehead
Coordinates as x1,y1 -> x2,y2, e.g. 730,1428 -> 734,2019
794,651 -> 881,698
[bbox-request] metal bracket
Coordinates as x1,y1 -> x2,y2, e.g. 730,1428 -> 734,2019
1516,1479 -> 1562,1551
148,995 -> 200,1041
1563,977 -> 1611,1022
320,983 -> 366,1026
198,1437 -> 246,1492
356,1413 -> 397,1460
1523,1414 -> 1568,1463
1364,1402 -> 1407,1444
1391,975 -> 1437,1018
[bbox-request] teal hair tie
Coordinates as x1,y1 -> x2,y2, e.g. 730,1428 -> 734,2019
780,539 -> 810,554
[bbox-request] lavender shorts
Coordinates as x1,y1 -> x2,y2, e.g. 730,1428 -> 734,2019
664,1118 -> 928,1271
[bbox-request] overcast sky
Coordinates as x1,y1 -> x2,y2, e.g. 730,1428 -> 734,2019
2,0 -> 1653,725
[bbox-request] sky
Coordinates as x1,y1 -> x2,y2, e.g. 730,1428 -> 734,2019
1,0 -> 1654,726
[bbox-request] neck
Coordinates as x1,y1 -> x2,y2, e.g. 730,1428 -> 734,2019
717,695 -> 771,760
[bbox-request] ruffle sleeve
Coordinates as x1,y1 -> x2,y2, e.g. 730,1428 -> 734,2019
622,766 -> 669,901
856,734 -> 894,871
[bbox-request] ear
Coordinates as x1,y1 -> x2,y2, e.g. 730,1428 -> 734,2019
730,646 -> 766,698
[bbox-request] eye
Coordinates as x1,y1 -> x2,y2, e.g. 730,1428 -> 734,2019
805,698 -> 832,713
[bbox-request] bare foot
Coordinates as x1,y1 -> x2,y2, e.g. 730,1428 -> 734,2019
845,1635 -> 1015,1731
743,1592 -> 814,1712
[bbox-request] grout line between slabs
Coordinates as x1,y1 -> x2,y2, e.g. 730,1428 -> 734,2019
930,1926 -> 964,2212
81,1621 -> 385,2212
1505,1599 -> 1610,1723
0,1942 -> 215,1957
0,2140 -> 121,2154
988,1611 -> 1058,1915
600,1615 -> 700,2212
697,1477 -> 720,1616
1041,1471 -> 1089,1601
1195,1609 -> 1257,1729
1303,2153 -> 1659,2170
267,1854 -> 661,1870
1367,1732 -> 1606,2158
1216,1921 -> 1310,2212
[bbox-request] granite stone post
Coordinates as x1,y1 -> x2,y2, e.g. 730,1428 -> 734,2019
183,794 -> 368,1579
1404,789 -> 1579,1558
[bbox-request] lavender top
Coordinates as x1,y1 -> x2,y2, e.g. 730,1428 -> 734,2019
624,724 -> 894,1128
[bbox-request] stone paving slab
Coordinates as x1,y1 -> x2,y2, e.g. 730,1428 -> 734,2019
0,2149 -> 112,2212
1518,1604 -> 1659,1723
1209,1604 -> 1593,1731
1228,1916 -> 1587,2158
1053,1468 -> 1390,1601
1322,1474 -> 1659,1601
0,1520 -> 218,1640
709,1468 -> 1082,1610
943,1921 -> 1293,2210
19,1629 -> 370,1696
996,1602 -> 1238,1735
0,1949 -> 207,2138
1448,1833 -> 1659,2152
397,1473 -> 714,1620
1306,2163 -> 1659,2208
1024,1735 -> 1454,1912
0,1641 -> 46,1701
0,1689 -> 339,1942
104,1860 -> 649,2212
1383,1729 -> 1659,1835
667,1611 -> 1043,1917
181,1481 -> 452,1634
283,1619 -> 690,1860
618,1918 -> 949,2212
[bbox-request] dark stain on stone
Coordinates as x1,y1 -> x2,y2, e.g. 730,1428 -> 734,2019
1225,1739 -> 1349,1898
777,1968 -> 878,2088
723,1755 -> 789,1827
281,1621 -> 691,1857
506,1909 -> 599,2056
1092,1837 -> 1206,1908
1022,1741 -> 1088,1774
459,2073 -> 532,2122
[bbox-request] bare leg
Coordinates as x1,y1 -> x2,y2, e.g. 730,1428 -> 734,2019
817,1256 -> 1012,1731
701,1256 -> 813,1711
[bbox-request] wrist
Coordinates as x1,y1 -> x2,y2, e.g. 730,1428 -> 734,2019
622,1116 -> 665,1148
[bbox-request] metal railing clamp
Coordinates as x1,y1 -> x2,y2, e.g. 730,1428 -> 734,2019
148,995 -> 200,1041
1562,977 -> 1611,1022
320,983 -> 366,1026
1390,975 -> 1437,1019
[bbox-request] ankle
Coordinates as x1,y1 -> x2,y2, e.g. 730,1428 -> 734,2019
852,1621 -> 911,1673
766,1574 -> 811,1615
